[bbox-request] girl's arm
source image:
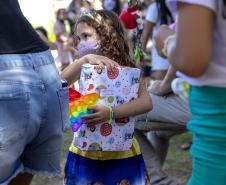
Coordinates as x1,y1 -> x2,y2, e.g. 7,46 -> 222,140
61,58 -> 84,85
155,3 -> 215,77
61,54 -> 119,86
83,78 -> 153,124
113,78 -> 152,118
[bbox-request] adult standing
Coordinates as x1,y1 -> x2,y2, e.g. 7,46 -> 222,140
0,1 -> 69,184
155,0 -> 226,184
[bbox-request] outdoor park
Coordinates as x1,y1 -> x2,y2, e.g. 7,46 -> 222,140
1,0 -> 225,185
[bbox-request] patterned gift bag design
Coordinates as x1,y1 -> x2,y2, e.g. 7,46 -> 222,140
73,64 -> 141,151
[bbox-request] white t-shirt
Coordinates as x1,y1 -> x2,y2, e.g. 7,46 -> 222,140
167,0 -> 226,88
146,3 -> 170,71
146,2 -> 158,25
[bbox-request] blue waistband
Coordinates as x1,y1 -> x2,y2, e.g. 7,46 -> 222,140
0,50 -> 54,68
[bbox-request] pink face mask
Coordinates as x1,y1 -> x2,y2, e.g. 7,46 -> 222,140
77,40 -> 101,57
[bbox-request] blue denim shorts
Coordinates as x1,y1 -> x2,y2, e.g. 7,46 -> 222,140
0,50 -> 69,184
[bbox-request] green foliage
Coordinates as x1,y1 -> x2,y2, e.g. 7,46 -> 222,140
134,45 -> 143,65
128,0 -> 141,8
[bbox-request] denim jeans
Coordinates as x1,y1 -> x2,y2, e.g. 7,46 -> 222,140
0,50 -> 69,184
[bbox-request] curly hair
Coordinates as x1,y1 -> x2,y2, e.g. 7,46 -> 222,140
76,9 -> 135,68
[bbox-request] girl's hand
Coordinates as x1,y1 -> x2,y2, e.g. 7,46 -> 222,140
81,54 -> 119,71
61,54 -> 119,86
154,25 -> 175,58
81,105 -> 110,126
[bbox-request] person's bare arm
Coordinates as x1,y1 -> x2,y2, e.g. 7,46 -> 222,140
61,54 -> 118,86
142,21 -> 155,52
149,65 -> 177,96
83,78 -> 153,124
161,65 -> 177,89
169,3 -> 214,77
61,58 -> 84,85
113,78 -> 152,118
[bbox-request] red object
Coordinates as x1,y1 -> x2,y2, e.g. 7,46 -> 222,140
69,87 -> 82,102
100,123 -> 112,137
107,68 -> 119,80
119,7 -> 138,29
82,142 -> 87,148
87,84 -> 94,91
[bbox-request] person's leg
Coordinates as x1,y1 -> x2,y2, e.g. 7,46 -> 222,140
136,94 -> 191,164
135,94 -> 191,184
135,130 -> 179,185
9,173 -> 33,185
19,52 -> 68,178
147,132 -> 169,166
151,70 -> 167,80
0,51 -> 67,184
0,65 -> 34,184
147,130 -> 185,165
145,93 -> 191,124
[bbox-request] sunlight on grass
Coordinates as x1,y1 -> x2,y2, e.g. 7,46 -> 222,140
165,133 -> 192,185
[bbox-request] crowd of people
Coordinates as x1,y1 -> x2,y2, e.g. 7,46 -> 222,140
39,1 -> 128,70
0,0 -> 226,185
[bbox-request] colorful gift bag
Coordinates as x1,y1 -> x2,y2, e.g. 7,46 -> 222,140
72,64 -> 141,151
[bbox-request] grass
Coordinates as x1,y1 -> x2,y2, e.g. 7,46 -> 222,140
165,133 -> 192,184
31,130 -> 192,185
31,129 -> 73,185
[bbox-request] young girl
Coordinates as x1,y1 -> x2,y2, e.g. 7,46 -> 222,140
61,9 -> 152,185
155,0 -> 226,184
